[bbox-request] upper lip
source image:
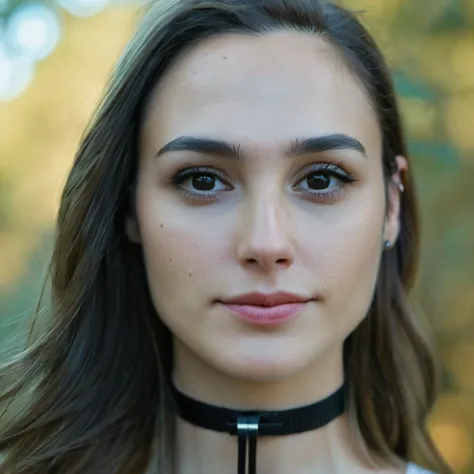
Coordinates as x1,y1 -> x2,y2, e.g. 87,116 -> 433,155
220,292 -> 312,307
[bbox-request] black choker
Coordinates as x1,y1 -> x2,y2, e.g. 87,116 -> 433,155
171,383 -> 346,474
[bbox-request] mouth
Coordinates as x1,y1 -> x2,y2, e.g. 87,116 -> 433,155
218,292 -> 313,326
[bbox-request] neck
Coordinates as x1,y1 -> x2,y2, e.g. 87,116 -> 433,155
170,341 -> 399,474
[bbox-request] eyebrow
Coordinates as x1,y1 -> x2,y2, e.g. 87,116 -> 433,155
156,133 -> 366,159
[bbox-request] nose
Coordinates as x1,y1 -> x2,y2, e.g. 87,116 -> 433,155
236,196 -> 295,273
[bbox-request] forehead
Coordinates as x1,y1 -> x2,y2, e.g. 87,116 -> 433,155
142,31 -> 381,155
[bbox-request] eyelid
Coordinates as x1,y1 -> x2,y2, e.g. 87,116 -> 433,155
172,166 -> 232,187
294,162 -> 355,183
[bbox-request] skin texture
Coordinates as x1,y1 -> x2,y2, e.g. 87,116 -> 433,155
129,31 -> 406,473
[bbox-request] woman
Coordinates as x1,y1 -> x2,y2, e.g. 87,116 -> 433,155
0,0 -> 453,473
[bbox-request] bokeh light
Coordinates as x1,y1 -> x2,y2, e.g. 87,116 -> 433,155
0,41 -> 35,101
5,3 -> 61,61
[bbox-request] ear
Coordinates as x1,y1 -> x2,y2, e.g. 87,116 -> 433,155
125,215 -> 141,243
383,155 -> 408,246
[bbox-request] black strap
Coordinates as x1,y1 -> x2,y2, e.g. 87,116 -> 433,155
172,384 -> 346,474
237,415 -> 259,474
172,383 -> 345,435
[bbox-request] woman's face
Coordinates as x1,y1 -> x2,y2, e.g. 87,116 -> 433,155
132,31 -> 402,385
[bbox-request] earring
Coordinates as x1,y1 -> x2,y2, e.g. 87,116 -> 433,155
398,183 -> 405,193
384,240 -> 392,249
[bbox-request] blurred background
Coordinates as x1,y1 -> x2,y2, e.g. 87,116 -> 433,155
0,0 -> 473,472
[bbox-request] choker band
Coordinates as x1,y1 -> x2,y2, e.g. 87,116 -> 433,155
171,383 -> 346,474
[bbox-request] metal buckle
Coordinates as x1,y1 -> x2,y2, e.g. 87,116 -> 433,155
237,415 -> 260,435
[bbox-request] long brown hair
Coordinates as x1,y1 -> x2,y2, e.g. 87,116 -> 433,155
0,1 -> 452,472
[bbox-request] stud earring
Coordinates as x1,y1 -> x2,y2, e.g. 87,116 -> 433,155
398,183 -> 405,193
384,240 -> 392,249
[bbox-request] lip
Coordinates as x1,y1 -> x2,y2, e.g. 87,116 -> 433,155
219,292 -> 312,326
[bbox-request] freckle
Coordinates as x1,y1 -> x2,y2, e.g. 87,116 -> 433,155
222,56 -> 228,60
189,273 -> 192,277
169,258 -> 172,262
160,224 -> 163,228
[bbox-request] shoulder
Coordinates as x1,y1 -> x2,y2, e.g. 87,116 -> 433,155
406,463 -> 437,474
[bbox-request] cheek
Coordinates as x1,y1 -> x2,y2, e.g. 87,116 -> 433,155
303,193 -> 385,326
134,188 -> 229,319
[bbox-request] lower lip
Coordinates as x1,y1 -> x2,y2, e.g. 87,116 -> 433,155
222,302 -> 308,325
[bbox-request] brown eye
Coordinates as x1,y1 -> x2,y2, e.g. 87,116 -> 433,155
172,167 -> 232,199
293,163 -> 355,200
306,173 -> 331,190
192,174 -> 216,191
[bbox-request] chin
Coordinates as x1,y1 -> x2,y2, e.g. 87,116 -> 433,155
207,337 -> 323,383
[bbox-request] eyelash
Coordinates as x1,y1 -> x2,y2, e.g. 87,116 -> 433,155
171,164 -> 356,202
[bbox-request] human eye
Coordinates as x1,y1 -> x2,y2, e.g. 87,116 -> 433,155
293,163 -> 357,202
171,166 -> 233,201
